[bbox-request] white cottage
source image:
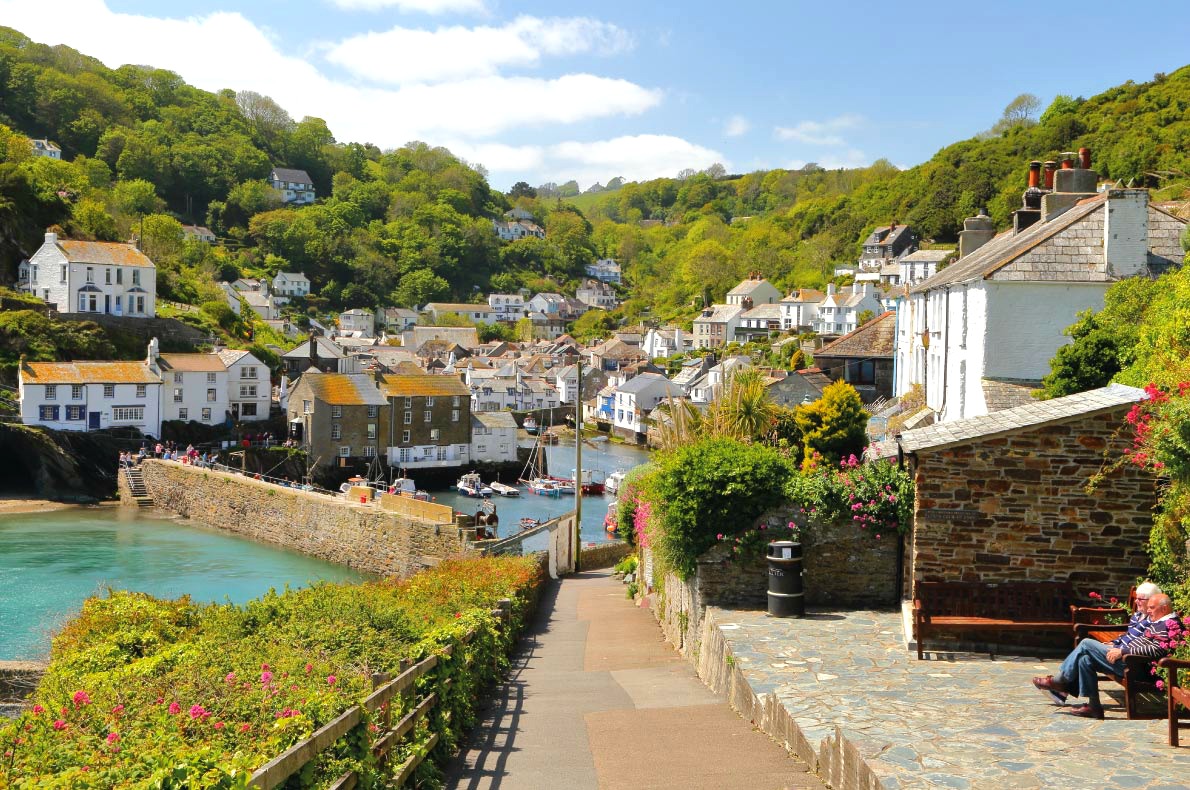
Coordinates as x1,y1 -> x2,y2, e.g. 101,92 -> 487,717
272,272 -> 310,299
779,288 -> 825,331
726,274 -> 782,307
18,354 -> 162,437
470,411 -> 518,463
23,233 -> 156,317
612,372 -> 685,442
156,351 -> 229,426
895,180 -> 1186,424
812,283 -> 883,336
270,168 -> 316,204
217,349 -> 271,421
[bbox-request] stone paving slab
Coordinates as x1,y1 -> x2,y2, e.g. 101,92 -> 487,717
709,607 -> 1190,790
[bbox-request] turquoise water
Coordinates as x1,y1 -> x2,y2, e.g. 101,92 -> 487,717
0,508 -> 366,660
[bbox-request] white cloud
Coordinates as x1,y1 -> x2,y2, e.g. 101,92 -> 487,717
0,1 -> 659,152
545,134 -> 725,188
330,0 -> 486,13
775,114 -> 864,146
323,16 -> 633,85
723,115 -> 750,137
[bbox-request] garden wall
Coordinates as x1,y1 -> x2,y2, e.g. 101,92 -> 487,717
130,460 -> 473,577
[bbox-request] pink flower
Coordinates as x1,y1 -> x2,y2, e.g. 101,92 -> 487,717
52,720 -> 67,731
716,533 -> 724,540
1157,680 -> 1166,690
224,672 -> 236,683
31,704 -> 44,715
72,691 -> 91,707
1089,592 -> 1101,600
214,721 -> 225,730
327,675 -> 337,686
168,702 -> 181,715
261,663 -> 270,671
260,671 -> 273,685
304,663 -> 313,674
106,732 -> 120,744
189,704 -> 207,720
111,704 -> 124,716
240,723 -> 251,733
155,697 -> 164,705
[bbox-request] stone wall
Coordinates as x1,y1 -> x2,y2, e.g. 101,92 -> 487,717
909,406 -> 1156,596
135,460 -> 473,577
579,540 -> 632,570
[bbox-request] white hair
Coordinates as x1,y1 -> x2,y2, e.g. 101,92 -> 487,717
1136,581 -> 1161,597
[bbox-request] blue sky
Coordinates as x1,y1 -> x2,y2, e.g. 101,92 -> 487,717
2,1 -> 1186,189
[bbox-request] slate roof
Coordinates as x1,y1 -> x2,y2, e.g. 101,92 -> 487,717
897,383 -> 1146,453
302,372 -> 387,406
782,288 -> 826,304
159,353 -> 226,373
616,372 -> 684,397
216,349 -> 250,367
472,411 -> 518,429
728,277 -> 776,296
741,303 -> 783,321
408,326 -> 479,350
815,312 -> 896,358
694,304 -> 744,323
900,249 -> 953,263
425,302 -> 496,314
56,240 -> 155,268
380,373 -> 469,398
22,361 -> 159,384
910,196 -> 1107,293
982,378 -> 1041,413
283,336 -> 347,360
272,167 -> 313,184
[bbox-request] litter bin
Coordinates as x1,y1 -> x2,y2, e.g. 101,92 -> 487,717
767,541 -> 804,618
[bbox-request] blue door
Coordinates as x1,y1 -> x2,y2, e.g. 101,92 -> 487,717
88,412 -> 101,430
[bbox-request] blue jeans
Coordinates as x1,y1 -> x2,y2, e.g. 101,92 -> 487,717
1057,638 -> 1125,706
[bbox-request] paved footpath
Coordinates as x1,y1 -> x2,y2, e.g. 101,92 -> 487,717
446,570 -> 825,790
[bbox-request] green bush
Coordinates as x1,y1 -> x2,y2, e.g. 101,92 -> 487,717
0,556 -> 542,788
649,437 -> 795,579
613,555 -> 638,576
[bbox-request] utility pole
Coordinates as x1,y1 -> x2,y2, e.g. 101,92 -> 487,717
574,354 -> 582,572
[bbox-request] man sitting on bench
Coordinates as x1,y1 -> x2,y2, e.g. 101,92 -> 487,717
1033,592 -> 1178,718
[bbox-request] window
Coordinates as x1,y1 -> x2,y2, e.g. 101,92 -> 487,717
112,406 -> 143,422
202,408 -> 211,421
135,384 -> 145,398
174,372 -> 183,383
241,403 -> 257,417
437,446 -> 447,460
39,405 -> 60,421
78,292 -> 87,312
71,385 -> 83,400
105,268 -> 111,284
103,384 -> 115,398
136,296 -> 145,313
367,424 -> 377,440
404,411 -> 412,424
132,270 -> 140,286
116,269 -> 122,285
207,372 -> 217,383
331,424 -> 341,440
402,430 -> 410,443
66,405 -> 84,421
452,395 -> 460,407
339,446 -> 350,458
86,267 -> 94,283
451,409 -> 460,422
179,408 -> 188,420
367,406 -> 378,418
331,405 -> 342,418
430,428 -> 440,441
364,446 -> 376,458
399,447 -> 412,463
207,388 -> 216,402
60,265 -> 66,283
426,397 -> 435,406
240,385 -> 257,398
173,389 -> 183,403
404,396 -> 412,408
424,410 -> 432,422
44,385 -> 57,400
241,366 -> 257,379
88,294 -> 97,312
303,400 -> 312,414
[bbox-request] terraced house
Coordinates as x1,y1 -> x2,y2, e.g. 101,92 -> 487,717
288,371 -> 388,468
18,358 -> 163,436
379,373 -> 471,469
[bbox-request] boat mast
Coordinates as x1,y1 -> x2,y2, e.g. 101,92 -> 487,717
574,354 -> 582,571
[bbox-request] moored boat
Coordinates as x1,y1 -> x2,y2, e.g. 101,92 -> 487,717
388,476 -> 431,501
456,471 -> 493,497
523,415 -> 538,434
604,470 -> 626,495
525,478 -> 563,496
489,481 -> 521,497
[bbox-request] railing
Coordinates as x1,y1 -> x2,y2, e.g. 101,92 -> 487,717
248,600 -> 512,789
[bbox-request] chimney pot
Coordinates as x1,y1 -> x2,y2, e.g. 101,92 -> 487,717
1079,147 -> 1092,170
1028,161 -> 1042,189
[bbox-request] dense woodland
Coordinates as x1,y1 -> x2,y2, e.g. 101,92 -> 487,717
0,26 -> 1188,342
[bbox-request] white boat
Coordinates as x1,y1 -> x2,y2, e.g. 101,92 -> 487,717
604,471 -> 627,495
456,472 -> 493,497
525,478 -> 563,496
523,415 -> 538,434
388,477 -> 431,501
489,481 -> 521,497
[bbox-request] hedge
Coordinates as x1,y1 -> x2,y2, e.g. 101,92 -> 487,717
0,555 -> 543,788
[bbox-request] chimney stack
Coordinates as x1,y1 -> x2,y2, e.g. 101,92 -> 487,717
959,210 -> 995,258
44,231 -> 58,245
1104,189 -> 1150,279
1045,147 -> 1098,220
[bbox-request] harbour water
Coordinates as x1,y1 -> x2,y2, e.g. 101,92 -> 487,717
430,436 -> 650,547
0,507 -> 366,661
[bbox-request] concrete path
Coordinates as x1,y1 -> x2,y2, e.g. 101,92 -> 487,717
446,570 -> 825,790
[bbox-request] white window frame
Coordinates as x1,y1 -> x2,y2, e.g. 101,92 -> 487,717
339,446 -> 350,457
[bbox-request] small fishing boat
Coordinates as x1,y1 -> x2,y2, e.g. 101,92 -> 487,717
388,477 -> 431,501
520,517 -> 540,530
548,468 -> 604,495
525,478 -> 563,496
604,500 -> 618,533
522,415 -> 538,434
489,481 -> 521,497
456,471 -> 493,497
604,471 -> 626,495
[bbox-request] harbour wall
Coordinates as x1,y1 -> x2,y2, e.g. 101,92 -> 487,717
125,460 -> 475,577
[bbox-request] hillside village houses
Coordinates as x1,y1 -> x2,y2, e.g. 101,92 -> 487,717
29,138 -> 61,158
812,283 -> 884,336
737,302 -> 783,341
487,293 -> 527,321
20,232 -> 156,317
612,372 -> 685,441
272,272 -> 311,299
470,411 -> 518,464
726,272 -> 782,307
288,372 -> 387,464
378,373 -> 472,469
338,308 -> 375,337
575,278 -> 617,310
217,349 -> 271,421
586,258 -> 622,284
895,150 -> 1189,424
269,167 -> 316,205
641,327 -> 689,359
779,288 -> 825,331
692,303 -> 743,349
425,302 -> 499,324
157,349 -> 229,426
19,356 -> 164,436
181,225 -> 217,244
493,218 -> 545,241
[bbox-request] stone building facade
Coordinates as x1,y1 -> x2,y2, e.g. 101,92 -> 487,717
899,384 -> 1155,598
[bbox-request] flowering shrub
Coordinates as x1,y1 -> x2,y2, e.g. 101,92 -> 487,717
787,454 -> 914,539
716,521 -> 803,560
0,556 -> 542,788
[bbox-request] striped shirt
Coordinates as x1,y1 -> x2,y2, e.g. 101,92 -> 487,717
1123,615 -> 1183,659
1111,611 -> 1150,649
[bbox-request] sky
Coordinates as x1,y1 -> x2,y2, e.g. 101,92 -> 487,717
2,1 -> 1187,191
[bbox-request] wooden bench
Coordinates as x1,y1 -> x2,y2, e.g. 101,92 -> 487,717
914,581 -> 1075,660
1160,657 -> 1190,745
1071,622 -> 1166,719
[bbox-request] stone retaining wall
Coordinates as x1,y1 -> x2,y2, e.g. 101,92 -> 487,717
133,460 -> 473,577
578,540 -> 632,570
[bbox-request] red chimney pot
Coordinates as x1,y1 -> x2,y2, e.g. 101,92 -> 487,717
1043,161 -> 1057,190
1078,147 -> 1092,170
1027,161 -> 1041,189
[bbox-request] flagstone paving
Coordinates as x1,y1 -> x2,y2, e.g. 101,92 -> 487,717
710,607 -> 1190,790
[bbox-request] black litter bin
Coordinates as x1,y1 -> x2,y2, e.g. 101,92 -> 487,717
767,540 -> 804,617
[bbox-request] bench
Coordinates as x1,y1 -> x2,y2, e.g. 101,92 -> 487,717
1071,622 -> 1166,719
1160,657 -> 1190,745
914,580 -> 1075,660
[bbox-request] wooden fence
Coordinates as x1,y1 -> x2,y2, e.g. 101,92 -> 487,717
248,598 -> 513,789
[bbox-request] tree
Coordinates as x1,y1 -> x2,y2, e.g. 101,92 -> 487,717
72,198 -> 119,241
392,269 -> 449,307
111,179 -> 162,218
1038,312 -> 1122,398
508,181 -> 536,199
794,380 -> 869,469
235,90 -> 294,155
856,309 -> 876,326
139,214 -> 184,260
992,93 -> 1041,134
